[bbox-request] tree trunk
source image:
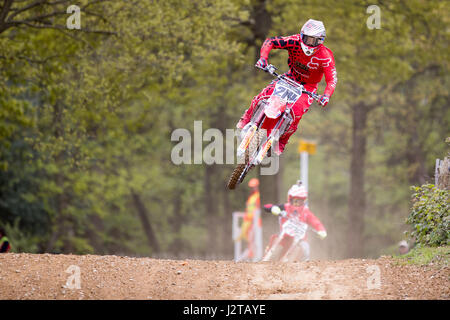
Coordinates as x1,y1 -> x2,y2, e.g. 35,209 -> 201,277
46,216 -> 62,252
405,130 -> 427,185
250,0 -> 272,62
169,191 -> 183,257
47,102 -> 66,253
403,91 -> 428,185
276,155 -> 283,203
131,190 -> 160,253
205,164 -> 217,256
346,103 -> 368,258
221,183 -> 233,258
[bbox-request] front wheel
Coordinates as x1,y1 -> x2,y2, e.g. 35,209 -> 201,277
282,244 -> 304,262
226,163 -> 247,190
262,241 -> 284,262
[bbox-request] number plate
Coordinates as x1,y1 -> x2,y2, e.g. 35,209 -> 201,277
283,219 -> 308,239
272,81 -> 302,104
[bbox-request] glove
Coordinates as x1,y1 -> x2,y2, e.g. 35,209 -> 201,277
318,94 -> 330,107
255,57 -> 268,69
271,205 -> 281,216
317,230 -> 327,240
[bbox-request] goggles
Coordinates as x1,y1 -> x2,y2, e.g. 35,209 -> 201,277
301,34 -> 324,47
290,198 -> 305,206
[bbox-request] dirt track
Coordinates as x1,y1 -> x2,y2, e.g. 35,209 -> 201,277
0,253 -> 448,300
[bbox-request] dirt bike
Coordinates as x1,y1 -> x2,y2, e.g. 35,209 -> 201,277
262,209 -> 318,262
226,64 -> 320,190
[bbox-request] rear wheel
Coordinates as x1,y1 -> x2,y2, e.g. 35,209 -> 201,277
270,243 -> 284,262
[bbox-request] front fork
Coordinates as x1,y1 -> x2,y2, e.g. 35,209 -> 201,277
237,105 -> 293,184
280,237 -> 302,262
237,102 -> 266,158
262,232 -> 285,262
254,110 -> 293,164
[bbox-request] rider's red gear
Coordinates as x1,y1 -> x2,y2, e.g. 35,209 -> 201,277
264,203 -> 326,239
263,203 -> 326,257
281,203 -> 326,237
260,35 -> 337,96
241,34 -> 337,153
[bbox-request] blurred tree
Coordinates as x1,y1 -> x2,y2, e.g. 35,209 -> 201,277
0,0 -> 447,259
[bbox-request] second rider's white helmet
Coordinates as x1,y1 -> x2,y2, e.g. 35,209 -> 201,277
288,184 -> 308,202
300,19 -> 326,56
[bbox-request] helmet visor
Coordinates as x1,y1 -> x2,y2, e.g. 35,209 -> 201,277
301,34 -> 323,47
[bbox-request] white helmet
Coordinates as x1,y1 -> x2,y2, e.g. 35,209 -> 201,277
398,240 -> 409,248
300,19 -> 326,56
288,184 -> 308,202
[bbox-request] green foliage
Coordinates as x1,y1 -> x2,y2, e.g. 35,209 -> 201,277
0,0 -> 247,256
407,184 -> 449,246
394,245 -> 449,267
2,219 -> 39,253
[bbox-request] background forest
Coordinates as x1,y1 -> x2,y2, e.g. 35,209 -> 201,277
0,0 -> 448,259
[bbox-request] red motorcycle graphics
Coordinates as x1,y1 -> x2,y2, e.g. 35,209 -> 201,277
262,211 -> 309,262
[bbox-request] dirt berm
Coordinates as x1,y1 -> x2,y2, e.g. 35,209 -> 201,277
0,253 -> 448,299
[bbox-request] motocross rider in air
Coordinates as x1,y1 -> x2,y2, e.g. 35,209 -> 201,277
237,19 -> 337,155
263,184 -> 327,261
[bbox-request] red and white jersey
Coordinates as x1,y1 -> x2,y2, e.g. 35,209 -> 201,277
260,35 -> 337,97
281,203 -> 326,234
263,203 -> 326,236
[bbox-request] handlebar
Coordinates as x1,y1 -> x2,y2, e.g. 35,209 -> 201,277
264,205 -> 321,235
256,64 -> 321,102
